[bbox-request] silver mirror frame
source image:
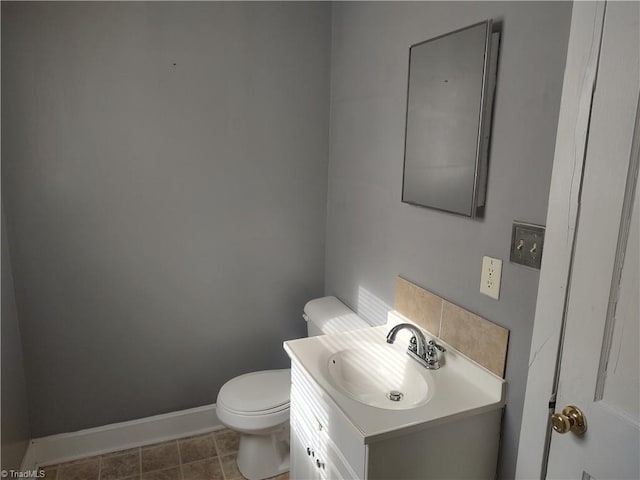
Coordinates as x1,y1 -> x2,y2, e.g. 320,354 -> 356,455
401,20 -> 500,218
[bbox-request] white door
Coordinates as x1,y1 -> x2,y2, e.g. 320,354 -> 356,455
545,2 -> 640,478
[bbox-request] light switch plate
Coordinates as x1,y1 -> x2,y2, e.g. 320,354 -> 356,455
510,221 -> 545,269
480,256 -> 502,300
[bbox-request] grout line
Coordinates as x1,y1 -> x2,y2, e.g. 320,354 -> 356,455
180,458 -> 215,466
138,447 -> 142,479
438,300 -> 444,338
175,439 -> 185,480
97,455 -> 102,480
141,465 -> 181,478
212,431 -> 227,480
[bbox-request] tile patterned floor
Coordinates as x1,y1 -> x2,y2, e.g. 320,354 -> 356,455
37,429 -> 289,480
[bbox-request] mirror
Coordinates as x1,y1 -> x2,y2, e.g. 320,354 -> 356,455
402,20 -> 499,217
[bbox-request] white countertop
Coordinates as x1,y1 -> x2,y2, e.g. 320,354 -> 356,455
283,311 -> 506,443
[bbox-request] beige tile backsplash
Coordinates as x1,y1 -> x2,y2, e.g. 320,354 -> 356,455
394,277 -> 442,335
395,277 -> 509,377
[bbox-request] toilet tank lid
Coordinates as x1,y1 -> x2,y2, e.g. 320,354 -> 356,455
303,296 -> 369,335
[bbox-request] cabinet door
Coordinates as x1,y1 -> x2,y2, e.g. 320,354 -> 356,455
321,441 -> 356,480
290,427 -> 320,480
323,461 -> 346,480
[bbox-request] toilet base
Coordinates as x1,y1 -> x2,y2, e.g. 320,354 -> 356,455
236,424 -> 290,480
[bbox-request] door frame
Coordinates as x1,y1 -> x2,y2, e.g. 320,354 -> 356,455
515,2 -> 607,478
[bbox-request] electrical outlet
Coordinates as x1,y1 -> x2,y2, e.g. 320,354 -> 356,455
480,256 -> 502,300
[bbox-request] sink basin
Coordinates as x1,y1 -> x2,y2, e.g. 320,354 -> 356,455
326,344 -> 432,410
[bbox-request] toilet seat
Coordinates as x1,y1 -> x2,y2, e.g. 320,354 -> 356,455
219,401 -> 290,416
218,369 -> 290,413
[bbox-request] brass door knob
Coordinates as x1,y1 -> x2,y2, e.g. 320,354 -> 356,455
551,405 -> 587,435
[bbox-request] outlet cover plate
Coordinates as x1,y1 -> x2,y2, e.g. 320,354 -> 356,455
510,221 -> 545,269
480,256 -> 502,300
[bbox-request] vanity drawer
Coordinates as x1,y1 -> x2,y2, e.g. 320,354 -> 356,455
291,360 -> 366,477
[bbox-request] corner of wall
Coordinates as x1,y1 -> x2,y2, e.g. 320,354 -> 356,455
1,204 -> 32,470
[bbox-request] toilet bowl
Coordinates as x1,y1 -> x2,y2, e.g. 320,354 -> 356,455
217,370 -> 291,480
215,296 -> 369,480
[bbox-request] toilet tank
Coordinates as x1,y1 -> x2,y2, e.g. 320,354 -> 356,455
303,296 -> 369,336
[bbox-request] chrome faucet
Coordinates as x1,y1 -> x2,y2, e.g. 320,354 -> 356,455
386,323 -> 446,369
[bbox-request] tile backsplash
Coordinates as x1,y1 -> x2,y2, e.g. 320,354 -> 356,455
395,277 -> 509,377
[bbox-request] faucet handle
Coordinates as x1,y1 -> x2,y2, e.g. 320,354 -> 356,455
428,340 -> 446,352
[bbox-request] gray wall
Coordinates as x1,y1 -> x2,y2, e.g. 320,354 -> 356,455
2,1 -> 331,437
325,2 -> 571,478
1,206 -> 31,469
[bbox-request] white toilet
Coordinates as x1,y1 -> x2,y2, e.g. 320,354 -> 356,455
216,296 -> 369,480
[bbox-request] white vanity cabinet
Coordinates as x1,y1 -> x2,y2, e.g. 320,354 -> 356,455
284,318 -> 505,480
288,357 -> 503,480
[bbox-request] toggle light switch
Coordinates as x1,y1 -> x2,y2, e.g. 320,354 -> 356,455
510,221 -> 545,269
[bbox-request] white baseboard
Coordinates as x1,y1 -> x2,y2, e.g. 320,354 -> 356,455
21,403 -> 222,470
